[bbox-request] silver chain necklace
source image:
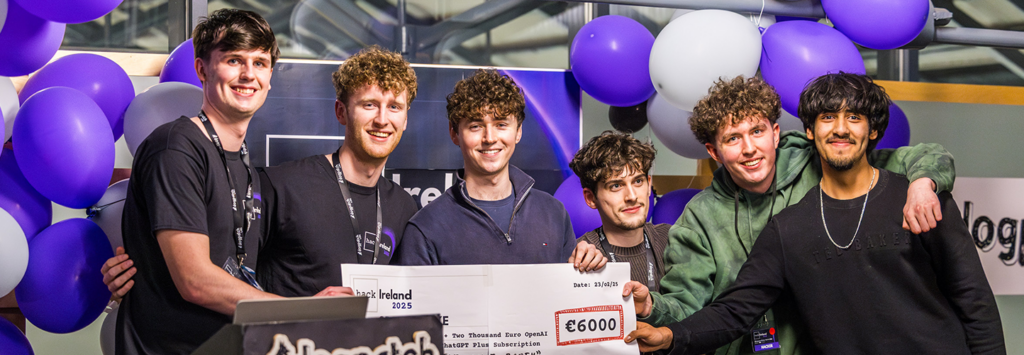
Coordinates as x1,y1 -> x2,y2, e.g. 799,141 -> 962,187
820,168 -> 876,250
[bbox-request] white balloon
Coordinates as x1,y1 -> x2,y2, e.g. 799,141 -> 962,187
650,10 -> 762,111
0,76 -> 18,142
100,307 -> 117,355
90,178 -> 129,252
0,208 -> 28,297
0,0 -> 7,34
647,93 -> 708,159
671,8 -> 775,29
124,82 -> 204,156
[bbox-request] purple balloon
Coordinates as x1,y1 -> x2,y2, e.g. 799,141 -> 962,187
652,188 -> 700,225
775,16 -> 816,22
0,147 -> 52,241
19,53 -> 134,140
160,39 -> 202,88
0,1 -> 66,76
13,0 -> 122,24
570,15 -> 655,107
14,87 -> 115,209
822,0 -> 929,50
0,318 -> 33,355
877,103 -> 911,149
16,218 -> 113,334
554,174 -> 602,238
760,21 -> 866,117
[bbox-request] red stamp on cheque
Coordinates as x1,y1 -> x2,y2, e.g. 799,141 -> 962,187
553,305 -> 624,346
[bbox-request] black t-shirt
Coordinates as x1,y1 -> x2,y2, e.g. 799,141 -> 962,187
469,192 -> 515,234
117,116 -> 262,355
257,154 -> 418,297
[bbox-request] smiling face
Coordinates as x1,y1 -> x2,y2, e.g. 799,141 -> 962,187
806,109 -> 877,171
450,112 -> 522,180
706,115 -> 780,193
584,167 -> 650,233
338,84 -> 409,161
196,48 -> 273,120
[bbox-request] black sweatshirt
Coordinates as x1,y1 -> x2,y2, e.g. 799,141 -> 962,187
667,170 -> 1005,355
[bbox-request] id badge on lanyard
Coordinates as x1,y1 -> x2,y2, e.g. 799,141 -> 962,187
751,314 -> 780,352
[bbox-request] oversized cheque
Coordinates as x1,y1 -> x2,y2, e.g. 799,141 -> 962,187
341,263 -> 639,355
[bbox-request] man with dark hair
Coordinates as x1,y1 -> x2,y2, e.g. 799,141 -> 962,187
113,9 -> 320,355
626,72 -> 1004,354
256,45 -> 419,296
626,75 -> 959,355
571,131 -> 669,291
395,69 -> 605,269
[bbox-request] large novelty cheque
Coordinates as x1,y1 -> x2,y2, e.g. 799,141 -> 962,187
341,263 -> 639,355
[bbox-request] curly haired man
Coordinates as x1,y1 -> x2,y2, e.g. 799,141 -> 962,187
395,69 -> 606,270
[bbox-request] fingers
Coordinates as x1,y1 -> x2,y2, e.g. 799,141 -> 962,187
623,323 -> 654,343
315,286 -> 355,297
623,281 -> 649,298
579,248 -> 599,272
110,267 -> 137,296
571,241 -> 589,268
113,280 -> 135,299
101,252 -> 130,276
103,257 -> 135,291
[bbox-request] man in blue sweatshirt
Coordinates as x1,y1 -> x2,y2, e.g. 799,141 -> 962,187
395,69 -> 605,269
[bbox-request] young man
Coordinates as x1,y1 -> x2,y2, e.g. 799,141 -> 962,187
625,72 -> 1004,355
255,46 -> 419,296
570,131 -> 670,291
115,10 -> 289,354
625,76 -> 958,355
395,69 -> 604,269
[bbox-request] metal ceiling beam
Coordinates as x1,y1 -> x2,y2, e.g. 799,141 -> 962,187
415,0 -> 547,51
550,0 -> 825,18
934,0 -> 1024,80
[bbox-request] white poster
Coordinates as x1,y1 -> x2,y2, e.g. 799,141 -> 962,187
341,263 -> 639,355
952,177 -> 1024,295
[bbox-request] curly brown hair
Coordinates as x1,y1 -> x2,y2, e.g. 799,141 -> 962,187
569,131 -> 657,192
332,45 -> 418,104
446,69 -> 526,130
690,76 -> 781,145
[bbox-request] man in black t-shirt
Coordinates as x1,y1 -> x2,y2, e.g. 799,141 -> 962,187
626,73 -> 1004,354
256,46 -> 419,296
571,131 -> 670,292
107,10 -> 349,355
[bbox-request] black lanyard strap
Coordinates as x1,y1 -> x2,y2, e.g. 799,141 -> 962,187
198,111 -> 254,267
598,228 -> 659,291
331,151 -> 383,264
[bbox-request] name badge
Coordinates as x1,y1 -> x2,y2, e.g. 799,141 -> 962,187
751,314 -> 779,352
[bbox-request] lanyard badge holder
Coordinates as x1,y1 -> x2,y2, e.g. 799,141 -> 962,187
332,151 -> 383,264
751,314 -> 779,352
198,111 -> 263,291
597,228 -> 659,291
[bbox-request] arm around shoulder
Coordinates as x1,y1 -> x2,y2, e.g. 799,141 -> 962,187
157,229 -> 280,315
870,142 -> 956,193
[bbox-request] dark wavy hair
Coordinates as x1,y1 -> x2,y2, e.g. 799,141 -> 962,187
570,131 -> 657,192
192,9 -> 280,67
332,45 -> 418,104
690,76 -> 781,145
446,69 -> 525,129
798,72 -> 891,150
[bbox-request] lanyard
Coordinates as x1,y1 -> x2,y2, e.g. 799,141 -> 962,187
198,111 -> 254,267
598,228 -> 659,291
331,151 -> 383,264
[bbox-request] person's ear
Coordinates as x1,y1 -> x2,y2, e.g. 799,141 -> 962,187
335,100 -> 348,125
583,187 -> 598,209
705,143 -> 722,164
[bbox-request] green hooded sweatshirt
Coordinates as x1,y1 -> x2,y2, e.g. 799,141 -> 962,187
643,131 -> 956,355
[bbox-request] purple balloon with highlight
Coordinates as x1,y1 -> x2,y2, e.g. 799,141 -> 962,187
13,0 -> 122,24
19,53 -> 135,140
570,15 -> 655,107
0,147 -> 52,241
16,218 -> 113,334
877,103 -> 911,149
554,174 -> 603,238
0,318 -> 33,355
160,39 -> 202,88
0,1 -> 65,76
652,188 -> 701,226
760,21 -> 866,117
822,0 -> 929,50
14,87 -> 115,209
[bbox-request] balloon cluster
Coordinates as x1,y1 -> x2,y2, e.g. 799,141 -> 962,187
0,0 -> 205,348
570,3 -> 921,157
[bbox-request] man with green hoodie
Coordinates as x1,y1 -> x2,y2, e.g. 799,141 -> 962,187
625,76 -> 955,355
